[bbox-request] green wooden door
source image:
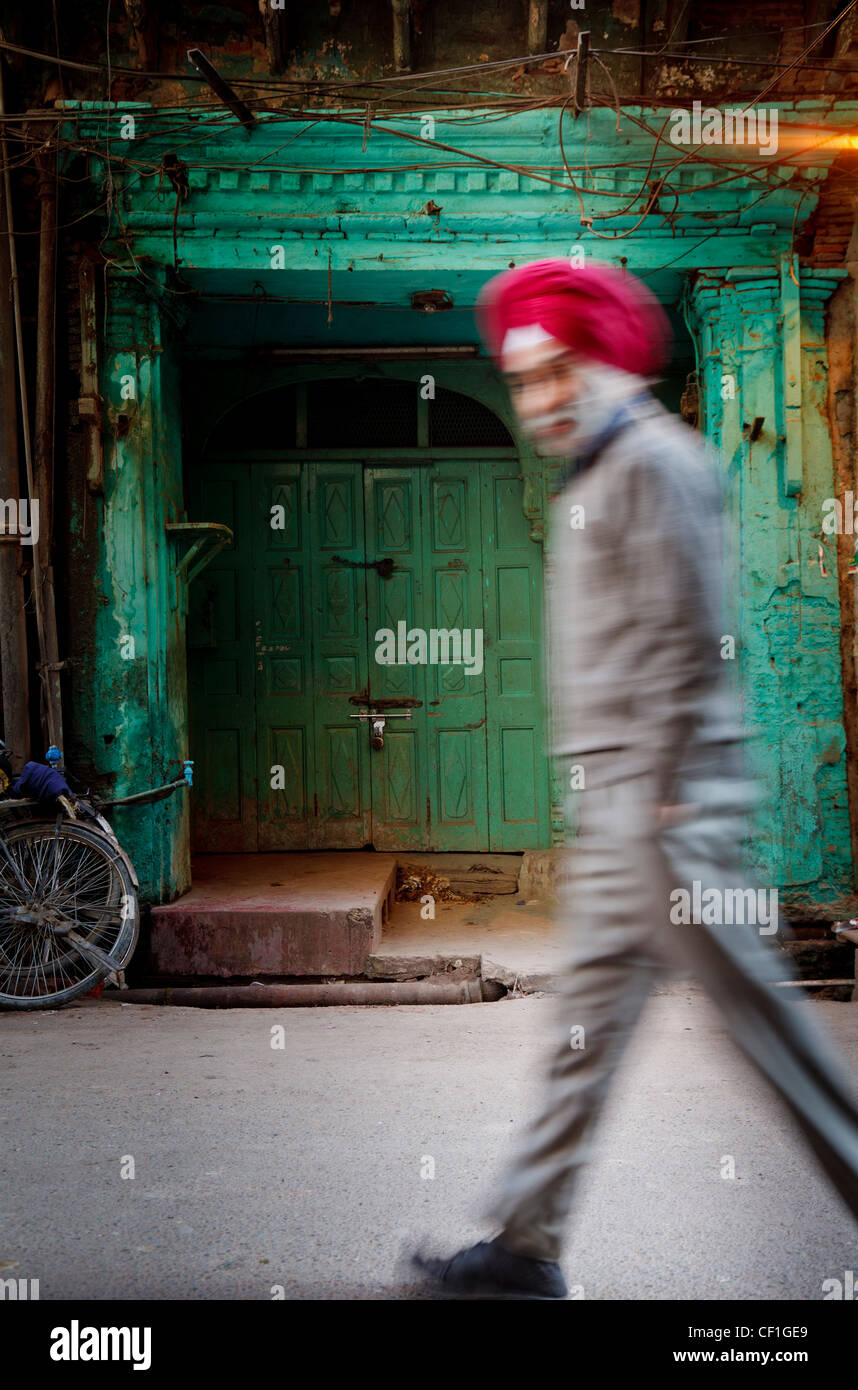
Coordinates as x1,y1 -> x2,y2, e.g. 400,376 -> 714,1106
365,461 -> 488,849
188,456 -> 548,851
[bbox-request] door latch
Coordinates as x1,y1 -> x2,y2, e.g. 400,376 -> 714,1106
332,555 -> 395,579
348,699 -> 422,751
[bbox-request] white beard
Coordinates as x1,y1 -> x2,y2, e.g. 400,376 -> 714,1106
519,362 -> 646,458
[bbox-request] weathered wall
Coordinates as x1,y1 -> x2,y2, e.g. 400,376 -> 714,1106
7,0 -> 855,112
686,263 -> 853,913
826,198 -> 858,893
65,267 -> 191,902
6,2 -> 858,905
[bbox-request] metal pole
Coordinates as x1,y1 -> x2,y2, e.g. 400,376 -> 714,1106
34,135 -> 64,753
0,60 -> 60,751
111,979 -> 488,1007
0,114 -> 29,763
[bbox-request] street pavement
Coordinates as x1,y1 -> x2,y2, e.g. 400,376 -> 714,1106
1,982 -> 857,1300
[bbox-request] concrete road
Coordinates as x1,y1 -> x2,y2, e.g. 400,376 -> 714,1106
1,983 -> 856,1300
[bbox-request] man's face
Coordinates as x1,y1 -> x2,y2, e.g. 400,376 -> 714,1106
501,334 -> 628,457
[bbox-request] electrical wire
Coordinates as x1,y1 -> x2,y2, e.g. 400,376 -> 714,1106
553,2 -> 858,242
1,100 -> 844,246
746,0 -> 858,106
3,22 -> 858,103
1,8 -> 855,274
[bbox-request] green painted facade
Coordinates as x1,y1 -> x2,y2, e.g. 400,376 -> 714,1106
62,100 -> 857,910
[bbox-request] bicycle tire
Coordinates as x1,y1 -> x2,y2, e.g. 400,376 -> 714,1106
0,820 -> 139,1011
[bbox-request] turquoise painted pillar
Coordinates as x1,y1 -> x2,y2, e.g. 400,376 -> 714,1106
93,270 -> 190,901
685,267 -> 852,910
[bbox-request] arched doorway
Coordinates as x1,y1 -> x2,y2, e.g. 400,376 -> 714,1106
186,374 -> 550,853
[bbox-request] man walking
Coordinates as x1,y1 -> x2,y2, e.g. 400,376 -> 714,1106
411,259 -> 858,1300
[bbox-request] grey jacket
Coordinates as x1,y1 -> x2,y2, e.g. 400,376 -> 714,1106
545,393 -> 746,802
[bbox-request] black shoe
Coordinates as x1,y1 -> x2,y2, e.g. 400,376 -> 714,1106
411,1235 -> 568,1300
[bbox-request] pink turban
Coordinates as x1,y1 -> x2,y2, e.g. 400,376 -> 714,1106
476,258 -> 671,377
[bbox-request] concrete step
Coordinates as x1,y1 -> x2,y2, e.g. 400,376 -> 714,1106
150,853 -> 396,977
396,853 -> 521,895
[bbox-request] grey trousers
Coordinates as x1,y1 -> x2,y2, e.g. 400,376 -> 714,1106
486,751 -> 858,1263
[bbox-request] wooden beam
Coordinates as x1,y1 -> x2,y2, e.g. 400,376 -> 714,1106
186,49 -> 258,130
827,2 -> 858,94
123,0 -> 157,70
78,258 -> 103,496
649,0 -> 692,97
527,0 -> 548,57
574,31 -> 590,117
258,0 -> 286,76
391,0 -> 411,73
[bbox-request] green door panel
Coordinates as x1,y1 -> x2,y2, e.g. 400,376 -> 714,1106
187,462 -> 258,850
420,461 -> 489,850
252,462 -> 315,850
364,461 -> 489,850
482,463 -> 549,850
364,468 -> 429,847
309,463 -> 372,848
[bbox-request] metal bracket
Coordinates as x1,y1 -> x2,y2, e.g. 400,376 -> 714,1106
165,521 -> 233,586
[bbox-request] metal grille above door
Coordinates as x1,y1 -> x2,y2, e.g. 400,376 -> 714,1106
428,389 -> 513,446
210,378 -> 516,451
307,380 -> 418,447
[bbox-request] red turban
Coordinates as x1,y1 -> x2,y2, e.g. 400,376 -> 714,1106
476,258 -> 671,377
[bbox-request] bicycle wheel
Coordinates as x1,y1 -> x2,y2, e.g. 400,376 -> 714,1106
0,819 -> 139,1010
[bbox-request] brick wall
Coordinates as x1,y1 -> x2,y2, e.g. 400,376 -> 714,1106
801,154 -> 858,268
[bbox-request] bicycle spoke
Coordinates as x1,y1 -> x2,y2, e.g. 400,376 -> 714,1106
0,822 -> 137,1004
0,836 -> 34,896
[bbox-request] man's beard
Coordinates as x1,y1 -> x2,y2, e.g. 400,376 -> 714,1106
519,363 -> 641,458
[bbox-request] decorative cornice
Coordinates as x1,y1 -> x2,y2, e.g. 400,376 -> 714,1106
61,102 -> 851,241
